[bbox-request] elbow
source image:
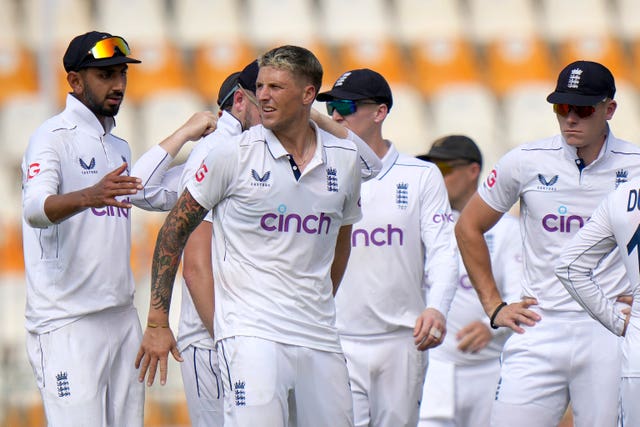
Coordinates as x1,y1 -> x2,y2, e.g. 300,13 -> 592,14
23,199 -> 54,228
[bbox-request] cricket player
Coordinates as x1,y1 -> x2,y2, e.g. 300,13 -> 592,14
556,177 -> 640,425
317,68 -> 459,426
136,45 -> 366,427
22,31 -> 146,426
417,135 -> 522,427
455,60 -> 640,426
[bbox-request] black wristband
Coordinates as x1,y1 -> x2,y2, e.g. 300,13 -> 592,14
490,302 -> 507,329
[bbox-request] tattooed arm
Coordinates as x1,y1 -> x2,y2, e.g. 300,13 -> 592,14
135,189 -> 208,386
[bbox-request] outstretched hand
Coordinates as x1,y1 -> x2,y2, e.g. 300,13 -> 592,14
135,326 -> 183,386
84,163 -> 142,209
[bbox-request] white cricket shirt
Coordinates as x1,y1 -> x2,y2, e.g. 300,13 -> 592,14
187,122 -> 362,353
431,212 -> 522,365
556,177 -> 640,376
479,131 -> 640,312
22,94 -> 135,333
335,144 -> 458,336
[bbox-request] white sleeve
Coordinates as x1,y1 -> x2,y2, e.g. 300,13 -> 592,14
186,140 -> 238,211
130,145 -> 182,211
477,147 -> 522,213
345,129 -> 382,181
421,166 -> 459,316
22,131 -> 60,228
555,196 -> 626,335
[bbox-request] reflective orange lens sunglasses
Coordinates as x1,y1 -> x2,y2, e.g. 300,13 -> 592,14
88,37 -> 131,59
434,160 -> 472,176
553,103 -> 597,119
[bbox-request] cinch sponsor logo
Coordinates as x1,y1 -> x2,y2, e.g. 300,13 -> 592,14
459,274 -> 473,290
542,205 -> 588,233
260,204 -> 331,234
27,162 -> 40,179
352,224 -> 404,247
433,213 -> 455,223
91,202 -> 130,218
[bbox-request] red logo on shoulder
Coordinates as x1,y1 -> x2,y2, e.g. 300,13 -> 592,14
486,169 -> 497,188
195,163 -> 209,183
28,163 -> 41,179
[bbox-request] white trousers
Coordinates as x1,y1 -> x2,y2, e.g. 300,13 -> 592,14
419,357 -> 500,427
217,336 -> 353,427
491,309 -> 622,427
341,331 -> 428,427
26,305 -> 144,427
180,344 -> 223,427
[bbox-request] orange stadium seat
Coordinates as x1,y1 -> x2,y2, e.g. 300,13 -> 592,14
0,45 -> 39,105
125,41 -> 190,104
335,39 -> 409,85
409,38 -> 482,97
485,37 -> 555,96
191,41 -> 257,106
557,36 -> 633,85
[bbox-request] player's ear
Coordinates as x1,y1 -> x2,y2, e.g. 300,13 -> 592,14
67,70 -> 85,95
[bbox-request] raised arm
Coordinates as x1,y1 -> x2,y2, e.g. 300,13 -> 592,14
135,188 -> 208,386
456,193 -> 540,333
130,111 -> 217,211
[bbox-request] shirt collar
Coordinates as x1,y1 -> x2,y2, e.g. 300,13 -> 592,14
264,121 -> 325,167
64,93 -> 115,136
376,141 -> 398,178
218,110 -> 244,135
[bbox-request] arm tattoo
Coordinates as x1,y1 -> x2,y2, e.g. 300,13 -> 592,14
150,189 -> 208,313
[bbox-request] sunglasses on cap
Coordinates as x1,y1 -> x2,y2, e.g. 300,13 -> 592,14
326,99 -> 379,116
553,101 -> 606,119
433,160 -> 472,176
88,37 -> 132,59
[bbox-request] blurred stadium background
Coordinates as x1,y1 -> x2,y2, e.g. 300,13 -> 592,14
1,0 -> 640,425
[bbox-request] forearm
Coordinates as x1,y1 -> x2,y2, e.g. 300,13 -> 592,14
330,225 -> 353,295
43,190 -> 92,224
148,190 -> 208,324
455,220 -> 503,316
182,221 -> 215,337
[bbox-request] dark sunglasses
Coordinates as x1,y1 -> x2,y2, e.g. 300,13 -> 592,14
326,100 -> 379,116
553,103 -> 599,119
434,160 -> 472,176
88,36 -> 132,59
